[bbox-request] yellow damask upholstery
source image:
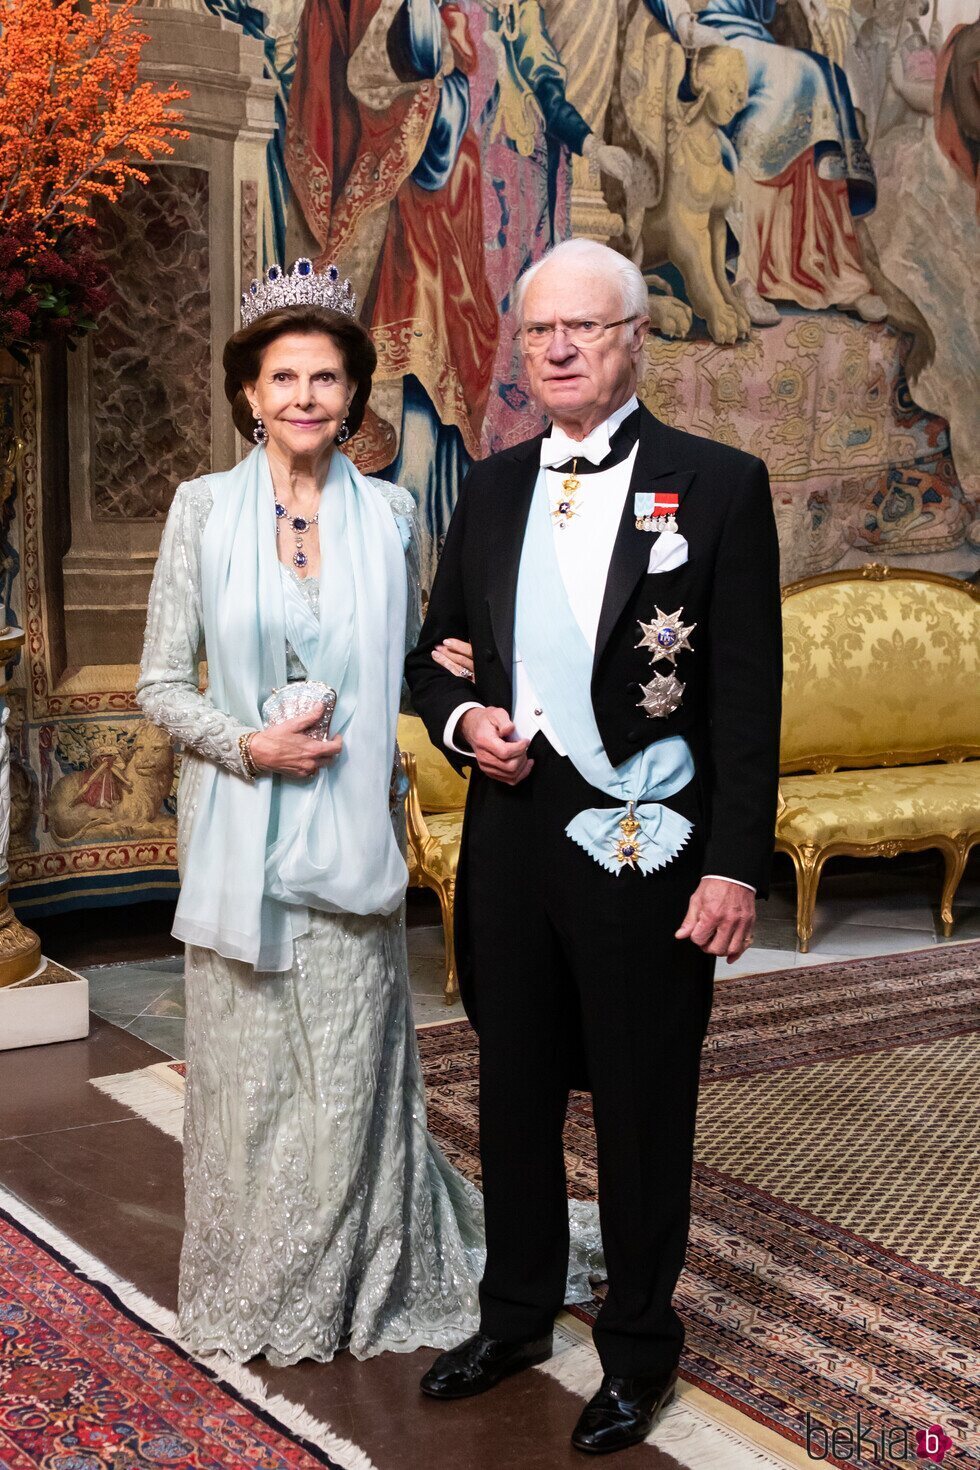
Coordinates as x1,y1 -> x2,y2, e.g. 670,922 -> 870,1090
777,566 -> 980,951
781,576 -> 979,767
409,811 -> 463,885
779,766 -> 980,848
397,712 -> 470,812
397,714 -> 468,1003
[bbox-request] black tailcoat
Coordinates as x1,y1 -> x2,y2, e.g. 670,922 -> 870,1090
406,405 -> 783,1028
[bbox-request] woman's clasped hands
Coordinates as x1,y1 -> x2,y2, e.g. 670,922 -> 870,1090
248,705 -> 342,778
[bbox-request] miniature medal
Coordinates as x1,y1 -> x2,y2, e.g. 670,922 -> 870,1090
637,670 -> 685,719
634,490 -> 680,534
636,606 -> 696,666
613,803 -> 643,869
635,512 -> 678,534
551,458 -> 581,527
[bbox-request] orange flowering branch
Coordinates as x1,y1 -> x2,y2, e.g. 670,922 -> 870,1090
0,0 -> 189,248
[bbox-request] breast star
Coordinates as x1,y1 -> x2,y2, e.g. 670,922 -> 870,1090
637,670 -> 685,719
636,606 -> 696,666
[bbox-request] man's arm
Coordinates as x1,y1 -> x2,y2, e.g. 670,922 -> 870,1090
701,458 -> 783,894
405,471 -> 481,772
511,11 -> 632,184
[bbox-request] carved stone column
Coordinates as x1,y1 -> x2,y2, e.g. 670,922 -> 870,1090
0,449 -> 41,991
0,638 -> 41,986
60,0 -> 278,669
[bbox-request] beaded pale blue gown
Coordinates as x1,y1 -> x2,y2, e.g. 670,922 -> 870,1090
137,475 -> 602,1366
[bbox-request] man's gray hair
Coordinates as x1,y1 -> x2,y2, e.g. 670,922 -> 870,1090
513,239 -> 648,323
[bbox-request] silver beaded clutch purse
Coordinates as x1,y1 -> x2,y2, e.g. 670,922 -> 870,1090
261,680 -> 337,740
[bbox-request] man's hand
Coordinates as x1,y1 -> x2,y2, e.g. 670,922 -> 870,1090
675,878 -> 755,963
583,133 -> 633,187
458,707 -> 533,786
675,11 -> 718,47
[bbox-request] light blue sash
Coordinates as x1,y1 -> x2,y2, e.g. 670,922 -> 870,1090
173,445 -> 408,971
514,470 -> 695,875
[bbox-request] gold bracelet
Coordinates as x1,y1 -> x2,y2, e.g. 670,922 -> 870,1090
238,731 -> 259,780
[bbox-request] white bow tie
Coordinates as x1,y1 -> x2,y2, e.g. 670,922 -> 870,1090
540,420 -> 612,470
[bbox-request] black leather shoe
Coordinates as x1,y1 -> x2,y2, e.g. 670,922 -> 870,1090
420,1330 -> 553,1399
571,1369 -> 678,1454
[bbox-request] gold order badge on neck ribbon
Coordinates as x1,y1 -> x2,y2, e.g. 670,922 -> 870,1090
551,459 -> 581,527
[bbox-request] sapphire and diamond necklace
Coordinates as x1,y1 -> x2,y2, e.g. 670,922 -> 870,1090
275,499 -> 319,569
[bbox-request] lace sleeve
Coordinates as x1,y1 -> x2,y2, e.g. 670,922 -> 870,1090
136,480 -> 253,778
372,478 -> 424,713
402,501 -> 424,655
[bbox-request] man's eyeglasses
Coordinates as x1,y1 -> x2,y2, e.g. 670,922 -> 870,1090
514,316 -> 639,352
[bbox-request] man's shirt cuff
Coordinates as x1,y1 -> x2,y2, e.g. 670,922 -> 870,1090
703,874 -> 756,893
443,702 -> 484,754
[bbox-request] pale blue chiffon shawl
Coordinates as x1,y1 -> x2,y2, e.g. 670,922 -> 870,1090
173,446 -> 408,972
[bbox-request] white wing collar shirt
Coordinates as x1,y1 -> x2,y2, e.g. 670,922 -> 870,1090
441,393 -> 753,892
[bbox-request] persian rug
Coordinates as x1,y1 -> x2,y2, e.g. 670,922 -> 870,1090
0,1187 -> 376,1470
91,943 -> 980,1468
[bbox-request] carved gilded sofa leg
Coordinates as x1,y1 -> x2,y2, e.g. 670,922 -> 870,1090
938,835 -> 971,937
400,747 -> 462,1006
434,877 -> 458,1006
791,844 -> 826,954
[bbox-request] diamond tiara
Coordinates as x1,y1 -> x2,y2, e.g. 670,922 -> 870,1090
240,258 -> 357,328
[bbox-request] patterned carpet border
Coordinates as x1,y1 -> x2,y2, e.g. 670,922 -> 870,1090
0,1191 -> 375,1470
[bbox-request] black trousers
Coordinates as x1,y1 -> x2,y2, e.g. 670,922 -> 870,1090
465,735 -> 714,1377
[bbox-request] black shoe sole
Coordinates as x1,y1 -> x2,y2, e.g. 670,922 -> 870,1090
571,1386 -> 676,1454
420,1342 -> 553,1400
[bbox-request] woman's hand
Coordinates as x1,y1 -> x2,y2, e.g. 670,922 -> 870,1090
248,706 -> 342,777
431,638 -> 475,681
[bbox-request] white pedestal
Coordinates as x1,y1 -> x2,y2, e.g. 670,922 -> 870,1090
0,960 -> 89,1050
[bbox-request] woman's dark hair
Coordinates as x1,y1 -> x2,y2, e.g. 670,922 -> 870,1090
223,304 -> 377,443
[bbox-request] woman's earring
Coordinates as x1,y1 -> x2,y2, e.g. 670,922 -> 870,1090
253,416 -> 268,445
336,417 -> 350,445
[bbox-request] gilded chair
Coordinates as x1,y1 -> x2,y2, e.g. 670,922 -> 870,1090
776,564 -> 980,950
397,713 -> 470,1004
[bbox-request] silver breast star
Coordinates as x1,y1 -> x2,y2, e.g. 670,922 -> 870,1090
636,607 -> 696,666
637,670 -> 685,719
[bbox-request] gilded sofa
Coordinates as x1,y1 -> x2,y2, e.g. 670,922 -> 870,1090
398,713 -> 469,1003
777,564 -> 979,950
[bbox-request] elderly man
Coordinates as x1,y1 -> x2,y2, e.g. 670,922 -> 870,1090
406,238 -> 781,1455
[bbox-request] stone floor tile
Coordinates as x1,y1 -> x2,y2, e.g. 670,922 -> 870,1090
719,947 -> 797,978
84,965 -> 175,1022
140,984 -> 186,1020
0,1016 -> 168,1140
130,955 -> 185,976
751,915 -> 802,951
0,1119 -> 184,1307
802,922 -> 937,957
792,948 -> 880,968
124,1014 -> 186,1059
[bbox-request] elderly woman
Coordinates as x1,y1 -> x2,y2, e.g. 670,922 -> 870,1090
138,263 -> 485,1366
